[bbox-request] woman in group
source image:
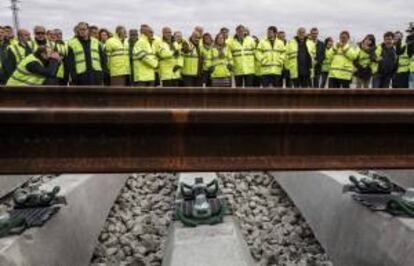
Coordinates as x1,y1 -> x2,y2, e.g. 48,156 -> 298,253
354,34 -> 376,88
320,37 -> 333,88
209,33 -> 233,87
98,28 -> 111,46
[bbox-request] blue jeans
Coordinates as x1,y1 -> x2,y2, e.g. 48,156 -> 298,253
410,72 -> 414,89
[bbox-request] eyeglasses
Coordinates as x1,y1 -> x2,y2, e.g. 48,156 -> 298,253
35,32 -> 46,35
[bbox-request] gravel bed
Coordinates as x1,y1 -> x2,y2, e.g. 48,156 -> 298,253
218,172 -> 333,266
90,173 -> 177,266
91,172 -> 332,266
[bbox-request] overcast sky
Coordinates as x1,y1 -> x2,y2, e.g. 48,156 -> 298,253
0,0 -> 412,41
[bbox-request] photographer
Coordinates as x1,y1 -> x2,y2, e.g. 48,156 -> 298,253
354,34 -> 376,88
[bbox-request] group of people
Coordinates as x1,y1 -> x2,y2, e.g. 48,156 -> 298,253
0,22 -> 413,88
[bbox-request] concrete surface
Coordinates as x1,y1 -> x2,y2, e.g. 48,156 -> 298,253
163,172 -> 255,266
378,170 -> 414,188
0,173 -> 129,266
0,175 -> 32,198
269,171 -> 414,266
163,217 -> 255,266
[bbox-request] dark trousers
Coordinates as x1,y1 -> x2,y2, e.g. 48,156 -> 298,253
320,72 -> 329,88
292,75 -> 311,88
372,73 -> 392,88
253,75 -> 261,87
392,72 -> 409,88
281,69 -> 291,88
202,72 -> 212,87
261,75 -> 282,87
182,75 -> 202,87
134,81 -> 155,87
235,75 -> 254,87
329,78 -> 350,88
162,79 -> 179,87
313,67 -> 322,88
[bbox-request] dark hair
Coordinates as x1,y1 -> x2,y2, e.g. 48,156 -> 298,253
267,26 -> 278,33
311,27 -> 319,32
98,28 -> 110,41
236,25 -> 244,31
220,27 -> 229,33
34,45 -> 48,57
215,33 -> 225,45
340,31 -> 350,39
324,37 -> 333,46
384,31 -> 394,39
202,32 -> 212,42
89,25 -> 98,31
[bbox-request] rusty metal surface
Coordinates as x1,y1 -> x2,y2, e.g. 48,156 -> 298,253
1,86 -> 414,173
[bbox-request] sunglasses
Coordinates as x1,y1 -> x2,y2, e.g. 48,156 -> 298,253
35,32 -> 46,35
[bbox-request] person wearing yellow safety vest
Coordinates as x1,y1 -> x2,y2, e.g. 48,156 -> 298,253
67,22 -> 108,85
256,26 -> 286,87
3,26 -> 18,47
173,31 -> 185,86
3,29 -> 32,80
408,27 -> 414,88
157,27 -> 181,87
181,31 -> 202,87
200,33 -> 214,87
320,37 -> 334,88
132,24 -> 158,87
105,26 -> 130,86
209,33 -> 233,87
327,31 -> 358,88
227,25 -> 256,87
53,29 -> 69,85
393,31 -> 410,88
277,31 -> 291,88
354,35 -> 376,88
30,26 -> 55,51
371,32 -> 398,88
7,45 -> 60,86
0,26 -> 7,84
286,27 -> 316,88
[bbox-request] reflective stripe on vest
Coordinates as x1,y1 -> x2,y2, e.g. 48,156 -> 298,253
68,38 -> 102,74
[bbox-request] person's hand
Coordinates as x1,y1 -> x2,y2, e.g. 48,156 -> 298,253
49,52 -> 61,61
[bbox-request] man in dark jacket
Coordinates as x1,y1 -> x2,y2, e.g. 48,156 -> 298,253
3,29 -> 32,79
372,32 -> 398,88
310,27 -> 325,88
67,22 -> 108,85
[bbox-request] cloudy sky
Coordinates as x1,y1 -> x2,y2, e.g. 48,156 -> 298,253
0,0 -> 412,41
